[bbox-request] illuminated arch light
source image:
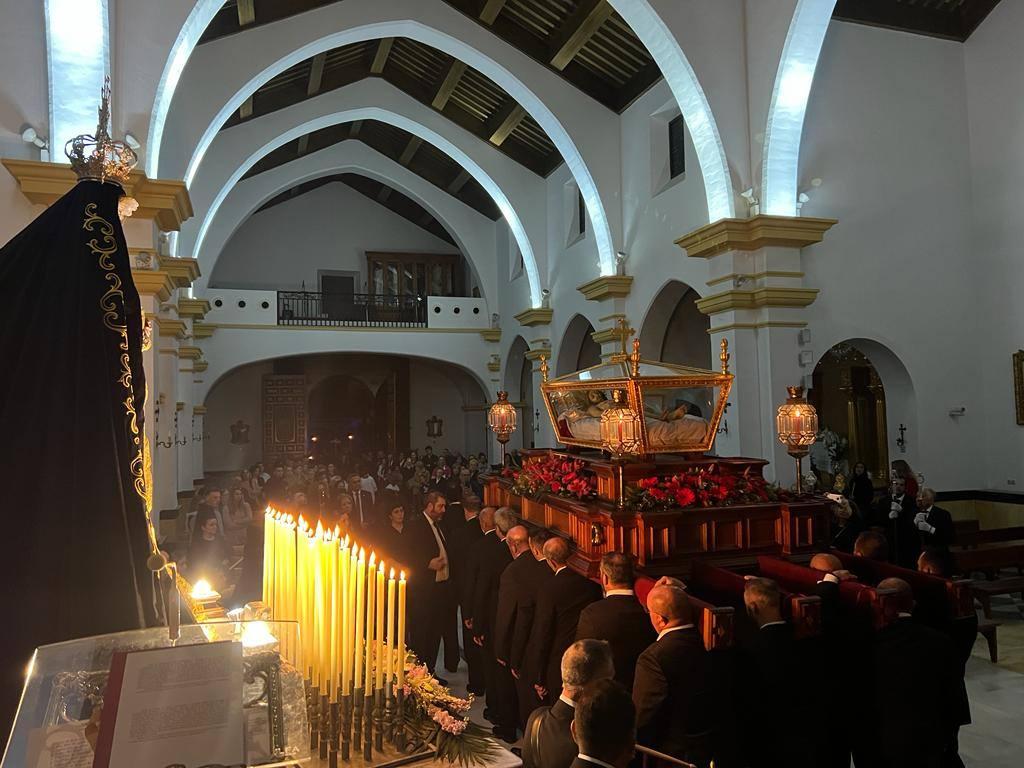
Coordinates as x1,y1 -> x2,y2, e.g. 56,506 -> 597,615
153,16 -> 613,287
202,142 -> 495,303
189,106 -> 543,307
606,0 -> 734,222
46,0 -> 110,155
761,0 -> 837,217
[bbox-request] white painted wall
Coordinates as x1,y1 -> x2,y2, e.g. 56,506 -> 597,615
212,181 -> 456,292
204,360 -> 273,473
965,0 -> 1024,492
798,21 -> 983,490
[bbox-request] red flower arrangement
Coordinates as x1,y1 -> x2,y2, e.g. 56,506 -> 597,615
505,454 -> 597,500
627,464 -> 786,511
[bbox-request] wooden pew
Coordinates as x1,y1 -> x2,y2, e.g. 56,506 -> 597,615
956,525 -> 1024,548
953,542 -> 1024,578
756,555 -> 898,629
635,574 -> 734,651
689,560 -> 822,640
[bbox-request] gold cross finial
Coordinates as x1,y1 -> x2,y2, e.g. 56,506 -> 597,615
720,338 -> 730,374
616,316 -> 635,356
539,354 -> 549,383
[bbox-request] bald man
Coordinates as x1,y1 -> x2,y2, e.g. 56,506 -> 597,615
632,585 -> 713,767
488,525 -> 531,738
526,536 -> 601,703
872,578 -> 960,768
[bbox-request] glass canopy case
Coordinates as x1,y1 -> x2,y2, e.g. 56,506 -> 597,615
540,350 -> 733,455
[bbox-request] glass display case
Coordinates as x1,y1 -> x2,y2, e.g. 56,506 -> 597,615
3,621 -> 308,768
541,340 -> 733,455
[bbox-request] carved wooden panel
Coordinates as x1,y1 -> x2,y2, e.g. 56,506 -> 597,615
262,375 -> 307,463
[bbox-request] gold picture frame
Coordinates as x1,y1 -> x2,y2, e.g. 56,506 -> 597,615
1014,350 -> 1024,426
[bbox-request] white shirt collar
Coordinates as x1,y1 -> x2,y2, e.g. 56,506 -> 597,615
657,624 -> 695,641
558,694 -> 576,709
924,505 -> 934,513
897,611 -> 913,618
577,755 -> 616,768
483,528 -> 495,536
604,589 -> 634,598
554,565 -> 568,575
760,621 -> 787,629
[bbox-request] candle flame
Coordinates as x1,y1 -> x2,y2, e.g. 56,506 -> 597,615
190,578 -> 219,600
315,520 -> 324,536
359,547 -> 365,561
378,560 -> 385,574
390,567 -> 395,579
334,525 -> 341,539
399,570 -> 406,582
369,551 -> 377,567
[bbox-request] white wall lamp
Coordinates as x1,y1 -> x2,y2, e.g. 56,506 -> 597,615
21,126 -> 50,161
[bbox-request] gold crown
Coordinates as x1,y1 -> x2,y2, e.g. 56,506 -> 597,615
65,77 -> 137,186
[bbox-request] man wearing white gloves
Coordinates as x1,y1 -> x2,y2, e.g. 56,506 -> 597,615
915,487 -> 955,564
874,475 -> 920,567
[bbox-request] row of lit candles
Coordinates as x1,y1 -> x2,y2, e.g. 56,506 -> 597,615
262,509 -> 407,695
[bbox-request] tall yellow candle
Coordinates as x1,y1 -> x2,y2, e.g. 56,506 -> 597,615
397,571 -> 406,687
354,548 -> 366,690
283,516 -> 296,664
329,528 -> 340,695
365,552 -> 377,692
375,560 -> 385,690
262,508 -> 275,607
340,537 -> 350,694
301,528 -> 316,673
386,568 -> 396,685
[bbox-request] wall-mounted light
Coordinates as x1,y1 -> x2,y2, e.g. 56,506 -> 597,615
21,126 -> 49,161
124,131 -> 141,150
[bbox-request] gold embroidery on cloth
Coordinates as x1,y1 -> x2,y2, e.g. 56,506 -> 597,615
83,203 -> 157,551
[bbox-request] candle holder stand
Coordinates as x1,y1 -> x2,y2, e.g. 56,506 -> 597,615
352,686 -> 364,749
331,699 -> 340,750
309,683 -> 320,752
341,693 -> 352,761
384,683 -> 395,744
319,691 -> 330,760
374,688 -> 384,752
395,688 -> 406,751
363,691 -> 373,760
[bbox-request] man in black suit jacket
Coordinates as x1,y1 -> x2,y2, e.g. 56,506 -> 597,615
503,528 -> 555,727
575,552 -> 654,692
872,578 -> 960,768
527,536 -> 601,702
522,639 -> 614,768
445,501 -> 488,695
633,584 -> 713,768
915,488 -> 955,561
569,679 -> 636,768
471,508 -> 516,740
874,476 -> 920,568
402,491 -> 451,679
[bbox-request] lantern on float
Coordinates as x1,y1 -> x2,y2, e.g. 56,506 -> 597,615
775,385 -> 819,494
599,389 -> 643,507
488,391 -> 517,463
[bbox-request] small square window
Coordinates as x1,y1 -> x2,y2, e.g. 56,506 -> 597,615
577,190 -> 586,236
669,114 -> 685,179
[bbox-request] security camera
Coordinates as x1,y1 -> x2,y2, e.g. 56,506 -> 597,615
541,288 -> 550,298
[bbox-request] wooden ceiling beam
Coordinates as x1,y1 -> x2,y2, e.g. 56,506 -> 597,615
237,0 -> 256,27
447,169 -> 471,194
832,0 -> 979,41
479,0 -> 508,25
399,136 -> 423,165
239,95 -> 254,119
307,52 -> 327,96
432,60 -> 467,109
376,184 -> 393,203
371,38 -> 395,74
549,0 -> 615,71
488,103 -> 527,146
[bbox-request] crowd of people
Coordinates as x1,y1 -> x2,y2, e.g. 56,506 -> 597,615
186,448 -> 969,768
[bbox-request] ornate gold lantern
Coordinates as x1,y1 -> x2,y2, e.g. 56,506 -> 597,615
776,385 -> 819,493
488,390 -> 518,462
599,388 -> 643,508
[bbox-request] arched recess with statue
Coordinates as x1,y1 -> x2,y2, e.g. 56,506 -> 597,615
808,339 -> 917,491
556,314 -> 602,376
638,280 -> 710,368
202,352 -> 489,472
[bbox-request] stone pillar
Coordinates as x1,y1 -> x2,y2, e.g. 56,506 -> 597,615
192,405 -> 206,483
513,307 -> 556,452
676,215 -> 836,486
577,276 -> 634,360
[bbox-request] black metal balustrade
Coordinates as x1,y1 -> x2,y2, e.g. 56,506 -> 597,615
277,291 -> 427,328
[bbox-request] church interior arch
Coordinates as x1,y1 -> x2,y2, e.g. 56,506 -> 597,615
638,281 -> 710,368
556,314 -> 601,376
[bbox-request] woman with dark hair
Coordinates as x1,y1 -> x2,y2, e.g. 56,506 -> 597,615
377,504 -> 407,565
844,461 -> 875,513
186,509 -> 233,590
891,459 -> 920,498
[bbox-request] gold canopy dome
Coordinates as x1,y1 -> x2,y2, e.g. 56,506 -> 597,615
540,325 -> 733,456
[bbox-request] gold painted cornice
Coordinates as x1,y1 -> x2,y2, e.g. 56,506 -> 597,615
178,345 -> 203,360
1,158 -> 193,231
577,275 -> 633,301
193,405 -> 208,415
514,307 -> 553,327
695,287 -> 820,315
591,326 -> 630,345
155,317 -> 187,339
158,348 -> 179,357
676,215 -> 837,259
524,348 -> 550,361
487,360 -> 501,372
177,298 -> 211,319
158,255 -> 201,288
132,270 -> 175,302
192,322 -> 215,339
193,360 -> 209,373
176,401 -> 185,411
480,328 -> 502,342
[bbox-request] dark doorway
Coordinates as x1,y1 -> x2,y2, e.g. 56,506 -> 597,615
321,273 -> 356,320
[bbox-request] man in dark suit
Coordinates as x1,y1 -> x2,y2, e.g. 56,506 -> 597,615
521,639 -> 614,768
873,578 -> 960,768
741,577 -> 814,768
915,488 -> 955,563
569,679 -> 636,768
445,500 -> 487,695
633,584 -> 713,768
506,528 -> 555,727
527,537 -> 601,703
347,472 -> 376,534
471,508 -> 516,740
575,552 -> 654,692
874,475 -> 920,567
402,491 -> 451,681
490,524 -> 534,739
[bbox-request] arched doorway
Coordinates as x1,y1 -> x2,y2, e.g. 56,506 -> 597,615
639,281 -> 710,367
809,340 -> 916,489
557,314 -> 601,376
505,336 -> 533,450
308,375 -> 378,456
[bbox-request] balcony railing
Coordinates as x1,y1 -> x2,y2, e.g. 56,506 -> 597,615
277,291 -> 427,328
